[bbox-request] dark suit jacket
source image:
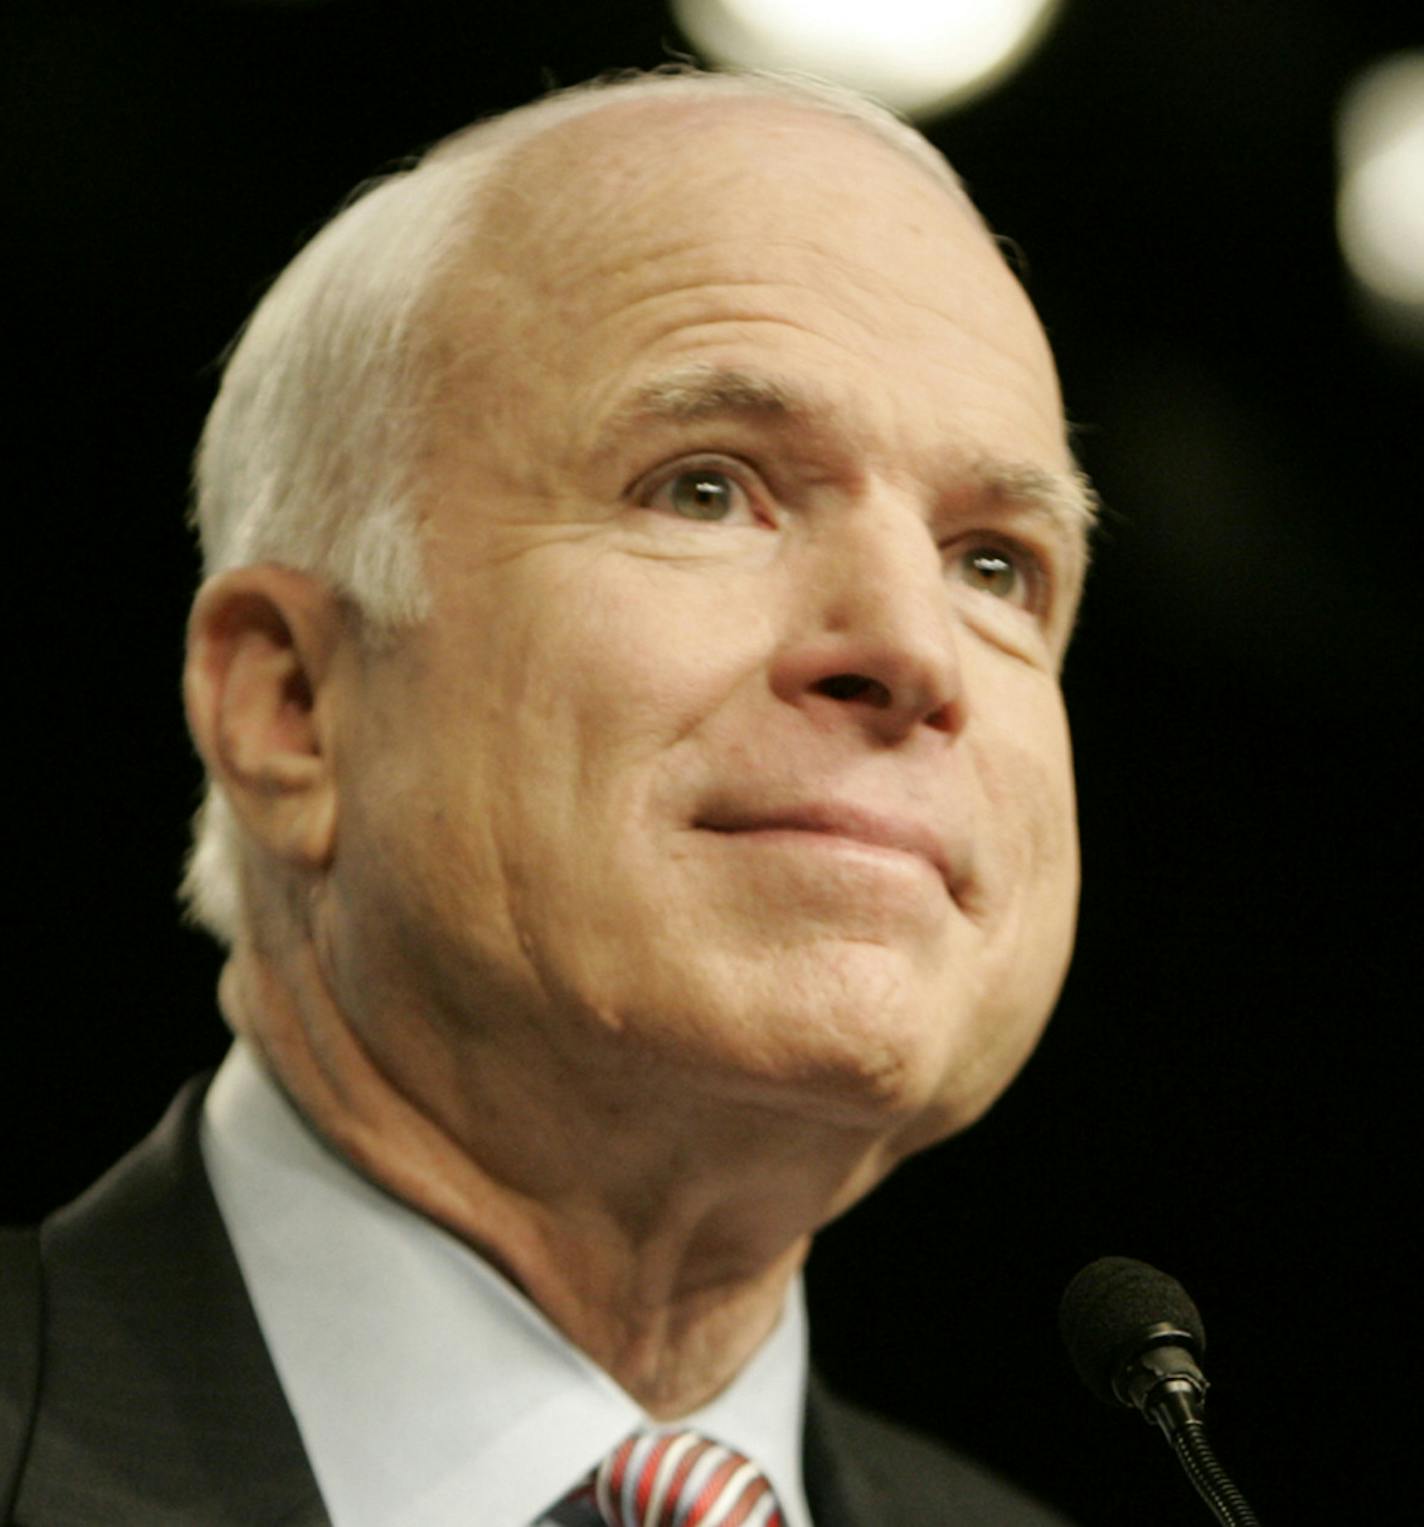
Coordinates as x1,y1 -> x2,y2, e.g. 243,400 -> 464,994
2,1078 -> 1074,1525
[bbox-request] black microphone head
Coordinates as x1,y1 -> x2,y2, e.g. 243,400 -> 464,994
1059,1256 -> 1206,1406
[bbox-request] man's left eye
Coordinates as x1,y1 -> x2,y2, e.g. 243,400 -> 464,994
955,545 -> 1034,606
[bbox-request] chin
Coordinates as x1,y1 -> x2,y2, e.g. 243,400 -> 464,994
884,1066 -> 1022,1162
637,944 -> 1004,1131
750,955 -> 1061,1152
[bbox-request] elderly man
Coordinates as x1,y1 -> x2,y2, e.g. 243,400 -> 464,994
2,67 -> 1093,1525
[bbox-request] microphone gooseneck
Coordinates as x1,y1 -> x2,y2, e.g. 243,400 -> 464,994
1059,1256 -> 1262,1527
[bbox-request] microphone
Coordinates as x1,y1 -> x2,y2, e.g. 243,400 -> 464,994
1059,1257 -> 1262,1527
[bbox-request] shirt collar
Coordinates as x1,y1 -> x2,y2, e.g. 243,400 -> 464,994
201,1041 -> 812,1527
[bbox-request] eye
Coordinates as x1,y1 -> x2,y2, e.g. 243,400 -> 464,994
664,469 -> 741,520
637,458 -> 764,524
953,543 -> 1038,608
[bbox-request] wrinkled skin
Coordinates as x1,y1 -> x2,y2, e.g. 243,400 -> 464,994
329,99 -> 1084,1157
192,94 -> 1090,1413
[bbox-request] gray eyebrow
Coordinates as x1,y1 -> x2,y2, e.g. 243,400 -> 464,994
608,365 -> 808,428
603,363 -> 1099,546
973,460 -> 1101,544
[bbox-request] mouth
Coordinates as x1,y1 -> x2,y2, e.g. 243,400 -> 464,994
695,803 -> 956,894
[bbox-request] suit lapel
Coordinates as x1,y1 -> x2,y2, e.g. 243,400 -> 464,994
23,1075 -> 328,1525
803,1376 -> 896,1527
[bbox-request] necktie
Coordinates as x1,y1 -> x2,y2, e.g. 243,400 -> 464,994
543,1428 -> 787,1527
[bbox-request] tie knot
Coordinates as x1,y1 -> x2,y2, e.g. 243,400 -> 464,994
593,1429 -> 785,1527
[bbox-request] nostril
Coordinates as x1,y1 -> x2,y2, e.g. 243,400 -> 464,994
814,673 -> 893,708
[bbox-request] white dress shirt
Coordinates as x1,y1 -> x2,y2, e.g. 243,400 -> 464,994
201,1042 -> 814,1527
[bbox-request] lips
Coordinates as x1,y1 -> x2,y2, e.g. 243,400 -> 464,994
696,802 -> 957,892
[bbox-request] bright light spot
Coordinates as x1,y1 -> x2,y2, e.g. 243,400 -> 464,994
1337,53 -> 1424,312
672,0 -> 1062,118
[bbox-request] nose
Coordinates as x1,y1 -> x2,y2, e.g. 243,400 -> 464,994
769,502 -> 965,745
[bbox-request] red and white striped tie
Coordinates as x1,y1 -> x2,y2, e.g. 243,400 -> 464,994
588,1429 -> 786,1527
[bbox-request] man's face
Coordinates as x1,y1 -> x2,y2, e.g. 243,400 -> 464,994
331,99 -> 1087,1155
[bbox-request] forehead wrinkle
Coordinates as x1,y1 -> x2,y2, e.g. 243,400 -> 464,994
552,249 -> 902,360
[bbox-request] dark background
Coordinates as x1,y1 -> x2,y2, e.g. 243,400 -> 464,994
4,2 -> 1419,1522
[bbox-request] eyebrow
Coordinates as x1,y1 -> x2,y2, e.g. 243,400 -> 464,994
608,365 -> 806,429
971,459 -> 1101,546
603,363 -> 1099,545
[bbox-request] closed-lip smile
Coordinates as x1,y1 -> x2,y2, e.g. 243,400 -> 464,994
697,803 -> 955,892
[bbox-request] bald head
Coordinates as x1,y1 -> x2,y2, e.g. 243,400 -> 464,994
418,91 -> 1075,577
184,69 -> 1088,950
400,87 -> 1033,528
250,68 -> 1082,1153
450,90 -> 999,313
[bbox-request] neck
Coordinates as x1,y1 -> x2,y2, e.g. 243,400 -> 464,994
220,944 -> 896,1417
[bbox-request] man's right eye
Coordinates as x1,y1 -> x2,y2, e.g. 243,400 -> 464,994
661,468 -> 743,520
637,458 -> 766,525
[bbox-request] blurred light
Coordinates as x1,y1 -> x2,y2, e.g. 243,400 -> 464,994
1337,52 -> 1424,325
671,0 -> 1062,118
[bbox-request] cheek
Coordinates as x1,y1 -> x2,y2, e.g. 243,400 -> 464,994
464,564 -> 754,943
974,679 -> 1077,880
964,676 -> 1079,1034
917,696 -> 1077,1137
509,557 -> 772,774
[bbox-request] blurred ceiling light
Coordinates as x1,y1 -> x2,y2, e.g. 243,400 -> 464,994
671,0 -> 1062,118
1337,52 -> 1424,328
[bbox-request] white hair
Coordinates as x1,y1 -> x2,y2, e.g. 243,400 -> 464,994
182,66 -> 970,944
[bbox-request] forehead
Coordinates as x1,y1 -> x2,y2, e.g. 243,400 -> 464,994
505,93 -> 973,236
425,95 -> 1069,479
476,97 -> 1016,325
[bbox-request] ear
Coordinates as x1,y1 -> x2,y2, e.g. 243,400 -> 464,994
183,565 -> 348,871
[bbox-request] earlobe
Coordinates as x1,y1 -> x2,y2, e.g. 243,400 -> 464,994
183,565 -> 345,870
